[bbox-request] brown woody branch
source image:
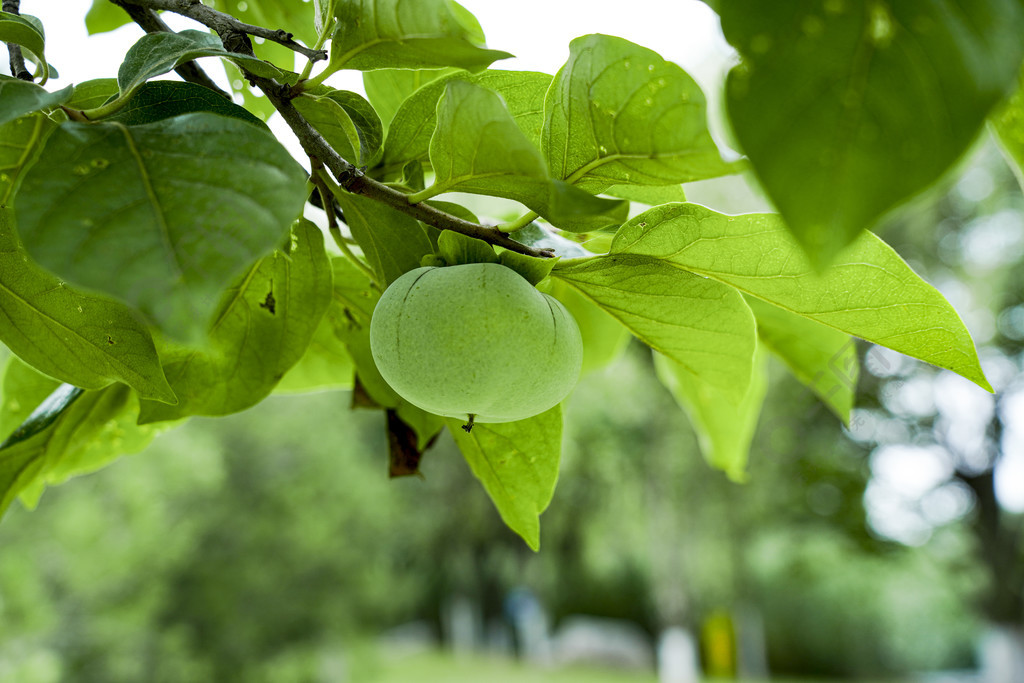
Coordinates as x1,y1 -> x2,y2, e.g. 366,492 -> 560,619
114,0 -> 553,259
3,0 -> 32,81
116,0 -> 327,62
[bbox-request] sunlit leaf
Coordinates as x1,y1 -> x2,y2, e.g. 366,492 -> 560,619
613,203 -> 990,391
85,0 -> 131,35
0,359 -> 160,519
329,0 -> 512,71
747,296 -> 857,423
447,404 -> 562,551
382,69 -> 551,171
543,34 -> 737,193
0,113 -> 53,205
654,346 -> 768,482
425,81 -> 627,232
552,253 -> 756,400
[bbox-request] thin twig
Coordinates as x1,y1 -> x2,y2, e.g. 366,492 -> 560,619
110,0 -> 229,97
3,0 -> 32,81
118,0 -> 327,62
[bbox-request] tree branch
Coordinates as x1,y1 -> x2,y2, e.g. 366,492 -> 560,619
3,0 -> 32,81
110,0 -> 229,97
117,0 -> 327,63
115,0 -> 553,259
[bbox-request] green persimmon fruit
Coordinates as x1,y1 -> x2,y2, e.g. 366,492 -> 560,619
370,263 -> 583,423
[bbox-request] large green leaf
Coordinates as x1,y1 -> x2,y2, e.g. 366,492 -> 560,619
139,220 -> 332,422
274,302 -> 355,394
0,113 -> 53,205
85,0 -> 131,35
0,359 -> 160,519
117,30 -> 282,102
14,112 -> 308,340
720,0 -> 1024,264
330,189 -> 435,287
329,0 -> 512,71
106,81 -> 265,128
0,77 -> 72,127
542,34 -> 737,193
363,68 -> 457,132
0,11 -> 47,82
446,404 -> 562,551
425,81 -> 627,232
613,203 -> 990,391
654,347 -> 768,482
552,254 -> 756,400
746,296 -> 857,422
0,209 -> 175,403
547,279 -> 630,375
294,89 -> 382,165
383,69 -> 552,171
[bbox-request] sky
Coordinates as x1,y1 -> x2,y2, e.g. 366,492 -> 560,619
18,0 -> 1024,541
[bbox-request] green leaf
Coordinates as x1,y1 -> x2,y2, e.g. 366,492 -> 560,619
547,278 -> 630,374
425,81 -> 628,232
138,220 -> 333,422
0,359 -> 161,519
604,183 -> 685,205
613,203 -> 991,391
0,113 -> 53,205
720,0 -> 1024,265
363,68 -> 456,132
64,78 -> 118,111
294,89 -> 382,165
446,404 -> 562,551
275,303 -> 355,394
991,65 -> 1024,192
498,250 -> 555,287
0,209 -> 176,403
552,253 -> 756,400
330,189 -> 435,286
117,30 -> 282,102
542,34 -> 737,193
383,69 -> 552,171
0,77 -> 72,126
85,0 -> 130,35
105,81 -> 265,128
746,296 -> 857,423
438,230 -> 498,266
0,12 -> 47,82
329,0 -> 512,72
15,112 -> 307,340
654,346 -> 768,482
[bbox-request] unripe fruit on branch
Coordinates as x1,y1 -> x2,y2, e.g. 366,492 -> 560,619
370,263 -> 583,424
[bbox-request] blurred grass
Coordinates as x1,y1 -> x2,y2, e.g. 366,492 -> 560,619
358,650 -> 906,683
362,651 -> 658,683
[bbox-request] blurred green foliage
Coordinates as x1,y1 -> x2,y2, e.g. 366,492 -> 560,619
0,337 -> 983,681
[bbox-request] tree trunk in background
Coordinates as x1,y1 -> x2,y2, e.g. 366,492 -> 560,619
958,463 -> 1024,683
